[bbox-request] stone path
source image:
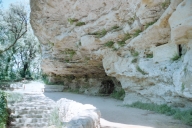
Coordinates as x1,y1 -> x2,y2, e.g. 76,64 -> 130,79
8,93 -> 56,128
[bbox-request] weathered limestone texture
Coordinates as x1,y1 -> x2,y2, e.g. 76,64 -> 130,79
57,98 -> 101,128
30,0 -> 192,108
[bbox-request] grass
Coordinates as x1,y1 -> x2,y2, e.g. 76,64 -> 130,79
131,58 -> 137,63
49,107 -> 63,128
104,41 -> 115,48
131,50 -> 139,57
7,92 -> 23,103
126,101 -> 192,126
171,54 -> 180,61
117,41 -> 126,47
162,0 -> 171,9
68,18 -> 78,24
122,33 -> 132,42
145,20 -> 157,29
76,22 -> 85,26
146,53 -> 153,58
110,89 -> 125,100
133,29 -> 142,37
65,49 -> 76,59
181,83 -> 185,92
136,66 -> 147,75
89,29 -> 108,38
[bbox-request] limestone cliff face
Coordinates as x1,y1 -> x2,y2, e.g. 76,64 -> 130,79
30,0 -> 192,107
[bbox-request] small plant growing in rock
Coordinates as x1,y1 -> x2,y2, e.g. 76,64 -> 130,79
162,0 -> 171,9
89,29 -> 107,38
133,29 -> 142,37
76,22 -> 85,26
171,53 -> 180,61
145,20 -> 157,29
117,41 -> 126,47
136,66 -> 147,75
110,89 -> 125,100
65,49 -> 76,59
181,83 -> 185,92
131,58 -> 138,63
146,53 -> 153,58
49,107 -> 63,128
68,18 -> 78,24
104,41 -> 115,48
131,50 -> 139,57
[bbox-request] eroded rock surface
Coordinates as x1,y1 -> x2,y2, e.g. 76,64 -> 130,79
30,0 -> 192,107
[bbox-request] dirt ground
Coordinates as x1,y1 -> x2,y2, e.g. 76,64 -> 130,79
13,81 -> 191,128
44,92 -> 191,128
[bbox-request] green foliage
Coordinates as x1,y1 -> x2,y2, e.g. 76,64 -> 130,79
93,29 -> 108,38
65,49 -> 76,59
145,20 -> 157,29
76,22 -> 85,26
131,50 -> 139,57
68,18 -> 78,24
110,89 -> 125,100
181,83 -> 185,92
131,58 -> 137,63
126,101 -> 192,126
146,53 -> 153,58
0,91 -> 8,128
162,0 -> 171,9
136,66 -> 147,75
117,41 -> 126,47
49,107 -> 63,128
110,25 -> 119,31
7,92 -> 23,103
171,54 -> 180,61
133,29 -> 142,37
122,33 -> 132,42
104,41 -> 115,48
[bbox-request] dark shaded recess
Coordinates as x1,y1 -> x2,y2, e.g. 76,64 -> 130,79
99,80 -> 115,95
178,44 -> 182,56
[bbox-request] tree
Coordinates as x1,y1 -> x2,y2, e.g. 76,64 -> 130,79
0,3 -> 40,81
0,3 -> 27,54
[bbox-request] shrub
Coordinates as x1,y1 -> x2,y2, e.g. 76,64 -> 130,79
110,89 -> 125,100
104,41 -> 115,48
76,22 -> 85,26
126,101 -> 192,126
0,91 -> 8,128
171,54 -> 180,61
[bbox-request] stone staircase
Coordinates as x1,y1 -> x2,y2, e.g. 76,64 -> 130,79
8,93 -> 56,128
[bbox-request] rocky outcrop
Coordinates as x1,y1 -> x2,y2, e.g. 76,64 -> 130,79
57,98 -> 101,128
30,0 -> 192,108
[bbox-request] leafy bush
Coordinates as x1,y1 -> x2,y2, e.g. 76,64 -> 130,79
126,102 -> 192,126
0,91 -> 8,128
110,89 -> 125,100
